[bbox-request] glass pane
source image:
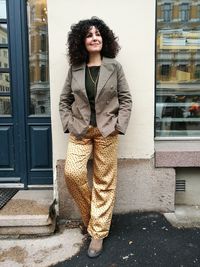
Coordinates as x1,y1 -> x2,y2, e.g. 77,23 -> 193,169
0,48 -> 9,68
0,24 -> 8,44
156,0 -> 200,137
27,0 -> 50,115
0,96 -> 11,115
0,72 -> 11,115
0,72 -> 10,90
0,0 -> 7,19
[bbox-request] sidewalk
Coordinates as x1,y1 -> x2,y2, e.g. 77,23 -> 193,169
55,212 -> 200,267
0,212 -> 200,267
0,227 -> 83,267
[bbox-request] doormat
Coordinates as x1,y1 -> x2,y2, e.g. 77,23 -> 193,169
0,188 -> 19,209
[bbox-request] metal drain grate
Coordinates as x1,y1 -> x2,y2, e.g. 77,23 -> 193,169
0,188 -> 19,209
176,180 -> 186,192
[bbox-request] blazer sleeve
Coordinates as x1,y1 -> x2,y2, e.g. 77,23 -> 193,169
115,62 -> 132,134
59,67 -> 75,133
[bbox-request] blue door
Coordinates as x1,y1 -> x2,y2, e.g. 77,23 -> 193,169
0,0 -> 52,188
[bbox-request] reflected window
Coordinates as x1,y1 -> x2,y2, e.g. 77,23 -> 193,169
0,72 -> 11,115
156,0 -> 200,137
160,64 -> 171,78
27,0 -> 50,115
0,96 -> 11,115
0,0 -> 7,19
195,64 -> 200,79
162,3 -> 171,22
180,3 -> 189,22
41,34 -> 47,52
0,24 -> 8,44
40,64 -> 46,81
198,5 -> 200,20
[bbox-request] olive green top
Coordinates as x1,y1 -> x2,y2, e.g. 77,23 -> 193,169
85,66 -> 100,126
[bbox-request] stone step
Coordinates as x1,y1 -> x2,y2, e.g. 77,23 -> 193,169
164,205 -> 200,228
0,189 -> 56,236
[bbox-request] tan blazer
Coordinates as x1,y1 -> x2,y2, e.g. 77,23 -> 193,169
59,57 -> 132,138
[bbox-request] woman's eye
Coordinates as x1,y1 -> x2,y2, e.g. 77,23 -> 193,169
86,33 -> 92,38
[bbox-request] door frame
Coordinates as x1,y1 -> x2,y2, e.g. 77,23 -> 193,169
0,0 -> 53,188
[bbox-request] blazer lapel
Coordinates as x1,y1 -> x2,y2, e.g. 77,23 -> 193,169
72,64 -> 87,95
71,58 -> 115,100
96,57 -> 115,99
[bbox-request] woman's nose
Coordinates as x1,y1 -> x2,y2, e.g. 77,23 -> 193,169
92,34 -> 97,40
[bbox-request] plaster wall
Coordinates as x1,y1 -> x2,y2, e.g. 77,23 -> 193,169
47,0 -> 156,170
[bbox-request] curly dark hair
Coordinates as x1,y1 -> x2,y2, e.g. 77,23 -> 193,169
67,17 -> 120,66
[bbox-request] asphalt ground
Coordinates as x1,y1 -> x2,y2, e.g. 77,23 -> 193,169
53,212 -> 200,267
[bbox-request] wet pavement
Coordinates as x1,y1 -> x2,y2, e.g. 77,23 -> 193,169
54,212 -> 200,267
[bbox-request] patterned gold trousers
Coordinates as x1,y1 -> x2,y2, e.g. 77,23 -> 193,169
64,126 -> 118,239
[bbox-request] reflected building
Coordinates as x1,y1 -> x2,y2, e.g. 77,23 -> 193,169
156,0 -> 200,137
27,0 -> 50,115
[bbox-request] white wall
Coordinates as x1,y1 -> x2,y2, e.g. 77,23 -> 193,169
47,0 -> 156,169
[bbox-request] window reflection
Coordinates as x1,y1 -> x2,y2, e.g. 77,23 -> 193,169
0,24 -> 8,44
162,3 -> 172,22
0,72 -> 10,115
0,96 -> 11,115
156,0 -> 200,137
0,49 -> 9,68
27,0 -> 50,115
0,0 -> 7,19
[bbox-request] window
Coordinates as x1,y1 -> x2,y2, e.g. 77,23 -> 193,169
180,3 -> 189,22
3,50 -> 7,57
2,37 -> 6,44
30,65 -> 35,82
41,34 -> 47,52
160,64 -> 171,77
156,0 -> 200,137
40,64 -> 46,81
162,3 -> 172,22
195,64 -> 200,79
198,5 -> 200,20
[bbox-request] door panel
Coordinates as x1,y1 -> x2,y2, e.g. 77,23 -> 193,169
30,126 -> 51,168
0,126 -> 14,169
26,0 -> 52,185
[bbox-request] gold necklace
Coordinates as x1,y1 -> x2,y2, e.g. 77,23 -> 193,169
88,67 -> 100,88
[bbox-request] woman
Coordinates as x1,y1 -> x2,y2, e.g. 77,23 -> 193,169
59,17 -> 132,258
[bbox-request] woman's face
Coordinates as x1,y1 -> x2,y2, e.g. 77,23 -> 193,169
84,26 -> 103,54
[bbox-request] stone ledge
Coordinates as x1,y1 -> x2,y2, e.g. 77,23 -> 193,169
0,218 -> 56,236
0,215 -> 52,227
155,141 -> 200,167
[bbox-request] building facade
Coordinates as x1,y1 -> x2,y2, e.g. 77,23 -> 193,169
0,0 -> 200,219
